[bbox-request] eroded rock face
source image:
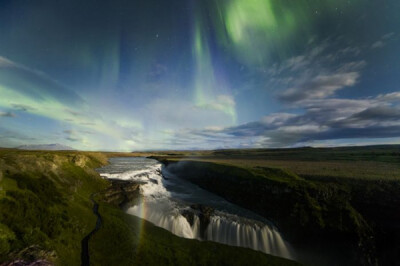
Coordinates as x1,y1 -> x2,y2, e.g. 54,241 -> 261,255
162,159 -> 378,265
3,245 -> 56,266
102,179 -> 142,210
181,204 -> 214,238
2,259 -> 54,266
71,155 -> 88,167
181,210 -> 195,227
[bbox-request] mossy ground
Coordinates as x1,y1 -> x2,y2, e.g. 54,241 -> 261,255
0,150 -> 109,265
3,145 -> 397,265
0,149 -> 299,265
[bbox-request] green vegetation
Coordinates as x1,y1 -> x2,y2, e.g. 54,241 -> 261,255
0,149 -> 298,265
0,149 -> 108,264
150,145 -> 400,180
2,145 -> 398,265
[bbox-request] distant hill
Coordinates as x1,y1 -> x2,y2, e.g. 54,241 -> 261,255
17,143 -> 75,151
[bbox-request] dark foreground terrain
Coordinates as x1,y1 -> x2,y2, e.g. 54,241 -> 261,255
1,146 -> 399,265
151,145 -> 400,265
0,149 -> 298,266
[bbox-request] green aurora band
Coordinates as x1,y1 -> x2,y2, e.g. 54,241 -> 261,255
190,0 -> 360,124
197,0 -> 359,64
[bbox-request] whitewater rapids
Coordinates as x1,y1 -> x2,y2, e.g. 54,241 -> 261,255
97,157 -> 294,260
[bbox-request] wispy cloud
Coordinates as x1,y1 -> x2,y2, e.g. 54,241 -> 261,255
371,32 -> 395,49
371,41 -> 385,49
268,40 -> 367,104
158,39 -> 400,149
0,111 -> 16,117
0,56 -> 144,150
279,72 -> 360,102
11,104 -> 36,112
0,127 -> 37,147
196,95 -> 236,119
180,92 -> 400,148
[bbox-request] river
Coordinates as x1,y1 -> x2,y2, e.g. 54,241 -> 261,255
96,157 -> 294,260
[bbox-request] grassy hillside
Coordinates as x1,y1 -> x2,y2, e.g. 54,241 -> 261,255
0,149 -> 109,264
0,149 -> 299,266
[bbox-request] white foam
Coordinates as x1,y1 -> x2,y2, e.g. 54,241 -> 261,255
99,158 -> 294,260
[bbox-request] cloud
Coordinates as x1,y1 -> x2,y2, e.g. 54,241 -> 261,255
122,88 -> 399,150
11,104 -> 36,112
143,97 -> 235,131
261,93 -> 400,145
337,46 -> 361,57
382,32 -> 395,40
376,92 -> 400,102
0,112 -> 16,117
267,39 -> 366,104
330,106 -> 400,129
0,56 -> 149,150
371,32 -> 395,49
66,137 -> 80,142
279,72 -> 360,102
0,127 -> 37,148
261,113 -> 298,126
174,91 -> 400,148
267,40 -> 363,78
196,95 -> 236,118
336,61 -> 367,72
144,39 -> 397,150
371,41 -> 385,49
0,56 -> 84,106
0,56 -> 90,126
349,106 -> 400,121
0,57 -> 20,68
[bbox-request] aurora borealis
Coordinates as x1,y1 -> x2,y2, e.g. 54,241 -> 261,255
0,0 -> 399,150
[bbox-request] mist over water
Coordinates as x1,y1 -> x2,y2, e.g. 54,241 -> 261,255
97,157 -> 294,259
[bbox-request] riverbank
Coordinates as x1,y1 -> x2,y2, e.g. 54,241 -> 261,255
0,149 -> 299,265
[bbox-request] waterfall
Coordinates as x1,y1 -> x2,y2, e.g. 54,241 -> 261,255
127,203 -> 291,258
128,202 -> 196,239
98,157 -> 294,260
204,215 -> 291,258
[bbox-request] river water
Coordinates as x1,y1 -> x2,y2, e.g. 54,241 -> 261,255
97,157 -> 294,260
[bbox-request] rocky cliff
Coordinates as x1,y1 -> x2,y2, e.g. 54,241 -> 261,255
157,158 -> 382,265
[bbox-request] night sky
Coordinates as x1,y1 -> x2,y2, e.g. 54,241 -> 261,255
0,0 -> 399,150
